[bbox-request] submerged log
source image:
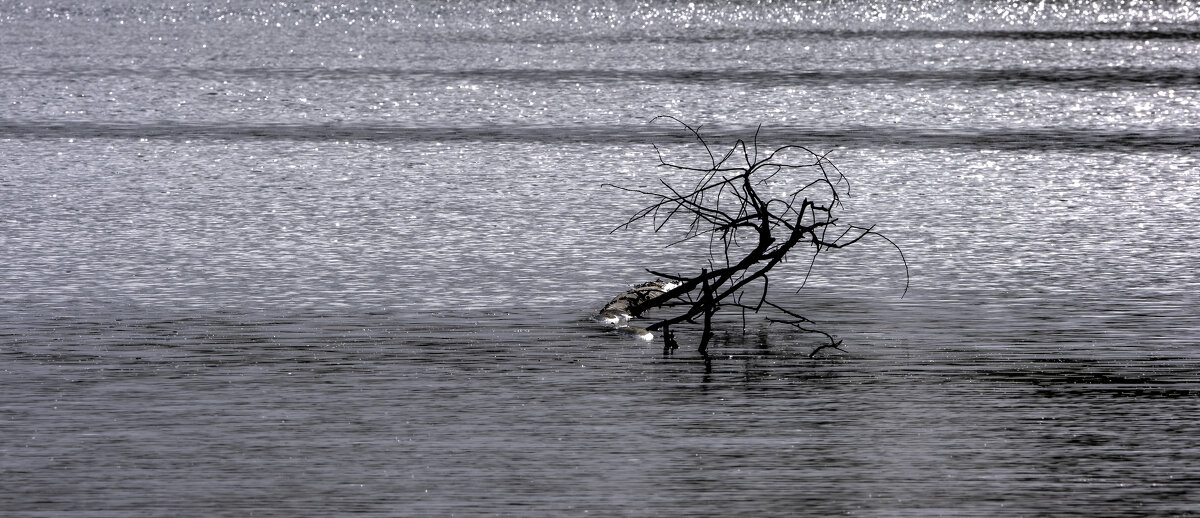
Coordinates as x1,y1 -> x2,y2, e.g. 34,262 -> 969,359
596,279 -> 680,340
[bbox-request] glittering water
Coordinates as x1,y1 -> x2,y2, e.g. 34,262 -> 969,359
2,1 -> 1200,516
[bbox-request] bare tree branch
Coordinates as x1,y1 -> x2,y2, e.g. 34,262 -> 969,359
599,117 -> 909,358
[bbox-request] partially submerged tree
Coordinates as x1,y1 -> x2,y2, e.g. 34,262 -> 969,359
600,116 -> 907,358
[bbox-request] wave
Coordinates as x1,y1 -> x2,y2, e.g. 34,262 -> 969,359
2,120 -> 1197,152
7,65 -> 1199,88
740,28 -> 1200,41
401,67 -> 1200,89
463,28 -> 1200,45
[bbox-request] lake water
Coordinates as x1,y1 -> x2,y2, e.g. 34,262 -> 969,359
3,1 -> 1200,516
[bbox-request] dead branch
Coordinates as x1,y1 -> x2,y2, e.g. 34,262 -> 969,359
601,116 -> 909,358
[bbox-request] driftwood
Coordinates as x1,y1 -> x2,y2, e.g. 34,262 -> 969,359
595,280 -> 680,340
600,117 -> 907,358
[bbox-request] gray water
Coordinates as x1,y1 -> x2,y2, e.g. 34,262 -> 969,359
3,1 -> 1200,516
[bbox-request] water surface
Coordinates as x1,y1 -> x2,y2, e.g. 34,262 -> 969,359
2,1 -> 1199,516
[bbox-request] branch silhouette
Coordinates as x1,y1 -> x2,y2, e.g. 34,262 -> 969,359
600,117 -> 908,358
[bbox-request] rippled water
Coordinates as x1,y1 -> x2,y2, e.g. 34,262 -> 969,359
3,1 -> 1200,516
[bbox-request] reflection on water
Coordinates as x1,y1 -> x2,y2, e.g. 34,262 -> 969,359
3,304 -> 1198,516
4,139 -> 1199,516
4,140 -> 1197,313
